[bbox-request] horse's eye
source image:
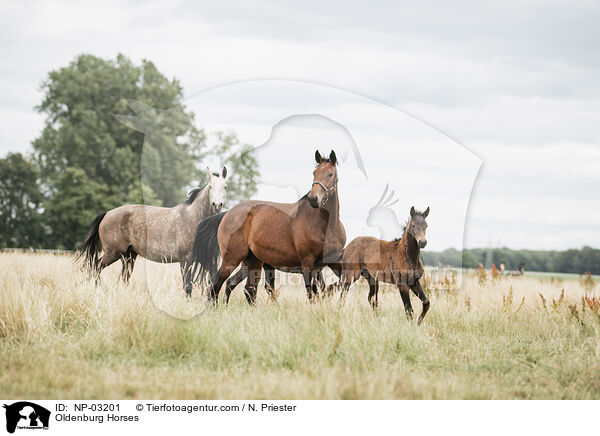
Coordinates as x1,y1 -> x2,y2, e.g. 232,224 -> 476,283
328,172 -> 333,177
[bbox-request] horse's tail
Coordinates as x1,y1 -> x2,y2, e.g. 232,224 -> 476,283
76,212 -> 106,272
191,211 -> 227,283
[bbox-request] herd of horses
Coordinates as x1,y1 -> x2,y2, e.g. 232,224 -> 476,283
79,150 -> 431,323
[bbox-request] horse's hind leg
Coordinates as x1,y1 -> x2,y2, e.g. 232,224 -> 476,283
361,270 -> 379,311
398,284 -> 414,320
339,267 -> 359,302
95,250 -> 121,284
180,261 -> 194,297
243,256 -> 263,305
224,266 -> 248,304
263,264 -> 277,302
120,248 -> 137,284
410,281 -> 430,325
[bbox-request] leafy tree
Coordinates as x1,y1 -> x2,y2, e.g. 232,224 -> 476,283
424,247 -> 600,275
212,131 -> 258,206
0,153 -> 45,248
32,54 -> 258,248
42,168 -> 121,249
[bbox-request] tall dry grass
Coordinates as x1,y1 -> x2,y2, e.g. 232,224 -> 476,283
1,252 -> 599,399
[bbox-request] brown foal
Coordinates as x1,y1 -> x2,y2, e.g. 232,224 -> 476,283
340,207 -> 431,324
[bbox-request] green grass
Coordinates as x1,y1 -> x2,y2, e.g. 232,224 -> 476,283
1,253 -> 599,399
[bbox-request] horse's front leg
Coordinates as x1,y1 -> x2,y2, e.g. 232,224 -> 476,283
397,284 -> 414,320
410,281 -> 430,325
180,261 -> 193,297
301,263 -> 319,302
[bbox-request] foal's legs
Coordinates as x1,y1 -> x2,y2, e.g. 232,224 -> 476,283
410,281 -> 430,325
339,268 -> 360,302
361,269 -> 379,310
398,284 -> 414,320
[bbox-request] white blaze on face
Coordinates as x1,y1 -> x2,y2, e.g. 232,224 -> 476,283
207,166 -> 227,212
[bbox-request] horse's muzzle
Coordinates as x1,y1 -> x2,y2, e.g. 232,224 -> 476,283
211,203 -> 223,213
419,240 -> 427,249
308,196 -> 319,208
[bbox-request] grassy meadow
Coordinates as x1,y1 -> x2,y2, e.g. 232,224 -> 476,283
1,252 -> 599,399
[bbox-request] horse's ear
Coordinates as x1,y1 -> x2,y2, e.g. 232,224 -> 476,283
315,150 -> 322,164
222,166 -> 227,179
410,206 -> 416,218
329,150 -> 337,165
206,166 -> 212,177
423,207 -> 430,218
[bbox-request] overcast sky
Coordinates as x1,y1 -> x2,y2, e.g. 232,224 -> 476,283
1,0 -> 599,250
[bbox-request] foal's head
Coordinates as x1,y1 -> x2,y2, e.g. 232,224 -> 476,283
407,206 -> 430,249
207,166 -> 228,213
308,150 -> 338,208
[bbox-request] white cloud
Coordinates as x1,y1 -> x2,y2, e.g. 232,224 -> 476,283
1,0 -> 598,249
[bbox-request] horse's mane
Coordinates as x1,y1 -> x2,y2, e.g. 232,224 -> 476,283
184,182 -> 208,205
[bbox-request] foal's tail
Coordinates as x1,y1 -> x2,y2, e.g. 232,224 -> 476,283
191,211 -> 227,283
76,212 -> 106,272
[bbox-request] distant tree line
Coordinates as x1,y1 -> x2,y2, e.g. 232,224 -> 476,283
422,247 -> 600,275
0,54 -> 258,250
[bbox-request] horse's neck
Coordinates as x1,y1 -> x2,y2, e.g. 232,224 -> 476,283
399,227 -> 420,265
323,184 -> 340,223
186,187 -> 211,219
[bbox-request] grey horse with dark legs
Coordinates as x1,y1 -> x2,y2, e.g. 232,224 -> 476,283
78,167 -> 228,295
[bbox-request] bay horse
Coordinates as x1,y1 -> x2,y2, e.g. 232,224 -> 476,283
192,150 -> 346,304
340,206 -> 431,324
78,167 -> 228,295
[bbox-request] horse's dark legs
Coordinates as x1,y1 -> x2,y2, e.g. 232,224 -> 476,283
361,269 -> 379,310
243,257 -> 263,305
398,284 -> 414,320
410,281 -> 430,325
263,263 -> 277,302
301,266 -> 319,302
120,248 -> 137,284
94,250 -> 121,284
209,265 -> 236,304
314,269 -> 327,296
224,266 -> 248,304
179,261 -> 194,297
339,267 -> 359,302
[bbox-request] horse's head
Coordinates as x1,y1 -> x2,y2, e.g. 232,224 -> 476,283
308,150 -> 338,208
207,166 -> 228,213
407,206 -> 430,249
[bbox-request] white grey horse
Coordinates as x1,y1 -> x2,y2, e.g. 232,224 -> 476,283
78,167 -> 227,295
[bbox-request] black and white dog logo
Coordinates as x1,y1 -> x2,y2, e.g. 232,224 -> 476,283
3,402 -> 50,434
